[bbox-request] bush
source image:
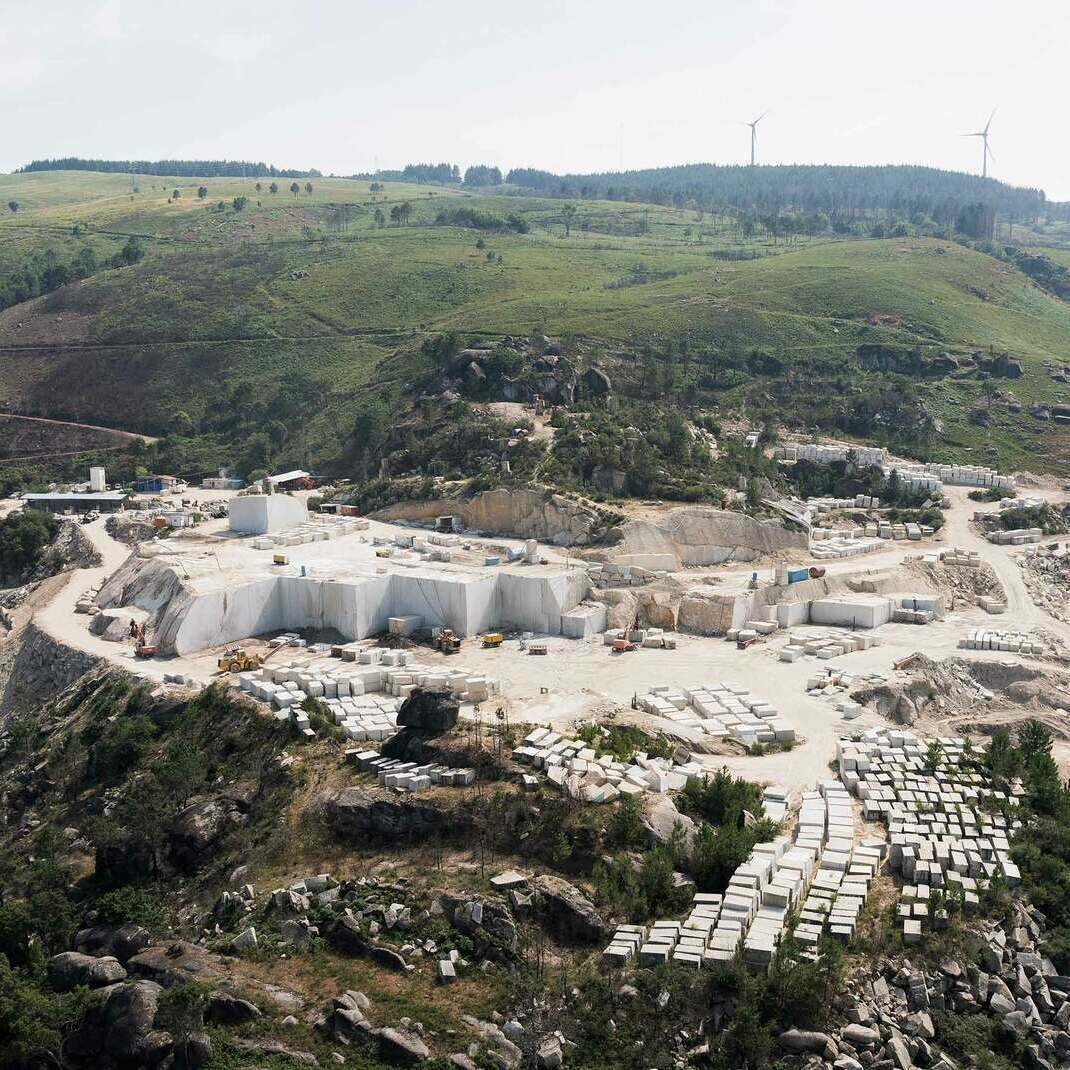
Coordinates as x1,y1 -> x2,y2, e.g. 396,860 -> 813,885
0,511 -> 57,579
93,886 -> 166,929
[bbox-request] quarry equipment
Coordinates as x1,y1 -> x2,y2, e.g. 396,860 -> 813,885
482,633 -> 505,648
434,628 -> 461,655
217,648 -> 263,673
134,641 -> 157,658
528,642 -> 548,655
612,638 -> 637,653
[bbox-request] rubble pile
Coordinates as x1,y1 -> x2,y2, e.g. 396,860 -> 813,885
799,901 -> 1070,1070
513,727 -> 709,802
1021,544 -> 1070,624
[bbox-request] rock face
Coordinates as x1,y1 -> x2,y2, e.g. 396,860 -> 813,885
676,584 -> 737,636
439,893 -> 518,958
324,787 -> 466,843
395,688 -> 460,735
615,507 -> 806,571
778,1029 -> 838,1060
168,793 -> 249,870
95,832 -> 156,888
48,951 -> 127,991
581,366 -> 612,396
371,487 -> 605,547
531,874 -> 607,943
378,1026 -> 431,1064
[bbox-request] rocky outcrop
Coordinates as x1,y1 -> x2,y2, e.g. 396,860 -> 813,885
531,875 -> 607,943
395,688 -> 460,735
66,979 -> 164,1066
323,787 -> 469,843
439,893 -> 518,958
168,793 -> 249,871
0,623 -> 102,715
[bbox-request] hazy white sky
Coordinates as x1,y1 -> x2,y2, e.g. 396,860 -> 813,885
5,0 -> 1070,198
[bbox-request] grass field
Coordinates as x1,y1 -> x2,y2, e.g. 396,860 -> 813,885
1,169 -> 1069,478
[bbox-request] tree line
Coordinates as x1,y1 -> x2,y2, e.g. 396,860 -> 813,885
17,158 -> 321,179
504,162 -> 1065,223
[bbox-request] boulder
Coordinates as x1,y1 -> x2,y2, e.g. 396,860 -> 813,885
581,366 -> 612,396
75,922 -> 153,963
640,794 -> 697,855
536,1036 -> 564,1069
778,1029 -> 838,1060
378,1026 -> 431,1065
887,1035 -> 913,1070
48,951 -> 127,991
232,1038 -> 319,1065
206,990 -> 262,1024
841,1024 -> 880,1049
531,875 -> 607,943
86,980 -> 164,1064
177,1032 -> 212,1069
127,942 -> 227,988
396,688 -> 460,735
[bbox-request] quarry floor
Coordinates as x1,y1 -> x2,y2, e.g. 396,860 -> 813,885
18,486 -> 1070,794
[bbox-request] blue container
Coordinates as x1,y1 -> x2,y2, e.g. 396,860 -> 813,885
484,556 -> 501,566
787,567 -> 810,583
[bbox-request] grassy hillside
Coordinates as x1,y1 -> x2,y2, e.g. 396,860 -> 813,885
1,169 -> 1069,486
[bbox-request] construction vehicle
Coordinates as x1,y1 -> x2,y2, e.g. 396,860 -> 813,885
217,648 -> 263,673
612,638 -> 637,653
482,632 -> 505,648
134,641 -> 158,658
433,628 -> 461,654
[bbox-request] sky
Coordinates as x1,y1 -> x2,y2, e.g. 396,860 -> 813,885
5,0 -> 1070,199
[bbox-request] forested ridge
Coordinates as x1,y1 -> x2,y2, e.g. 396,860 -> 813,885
17,158 -> 320,179
503,162 -> 1064,221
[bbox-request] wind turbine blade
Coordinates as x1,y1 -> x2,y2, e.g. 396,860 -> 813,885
985,106 -> 997,133
986,144 -> 996,164
962,132 -> 983,138
754,111 -> 768,125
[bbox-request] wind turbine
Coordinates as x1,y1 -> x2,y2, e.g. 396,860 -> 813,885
744,112 -> 767,167
964,108 -> 997,178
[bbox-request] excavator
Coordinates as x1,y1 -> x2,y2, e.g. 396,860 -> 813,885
481,633 -> 505,649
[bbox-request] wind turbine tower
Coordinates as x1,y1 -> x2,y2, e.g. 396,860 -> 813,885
964,108 -> 997,178
745,112 -> 767,166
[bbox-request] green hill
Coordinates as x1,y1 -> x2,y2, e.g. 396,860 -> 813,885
1,169 -> 1068,489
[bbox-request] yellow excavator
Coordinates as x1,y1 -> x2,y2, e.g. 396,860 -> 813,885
217,648 -> 263,673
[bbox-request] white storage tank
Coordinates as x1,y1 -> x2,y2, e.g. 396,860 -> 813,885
89,466 -> 106,492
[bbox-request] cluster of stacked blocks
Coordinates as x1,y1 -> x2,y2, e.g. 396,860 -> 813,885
960,630 -> 1045,655
838,728 -> 1021,945
779,441 -> 1014,492
250,513 -> 369,549
987,527 -> 1045,546
345,750 -> 475,791
513,728 -> 709,802
780,628 -> 881,663
602,780 -> 880,972
239,643 -> 497,738
638,683 -> 795,746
